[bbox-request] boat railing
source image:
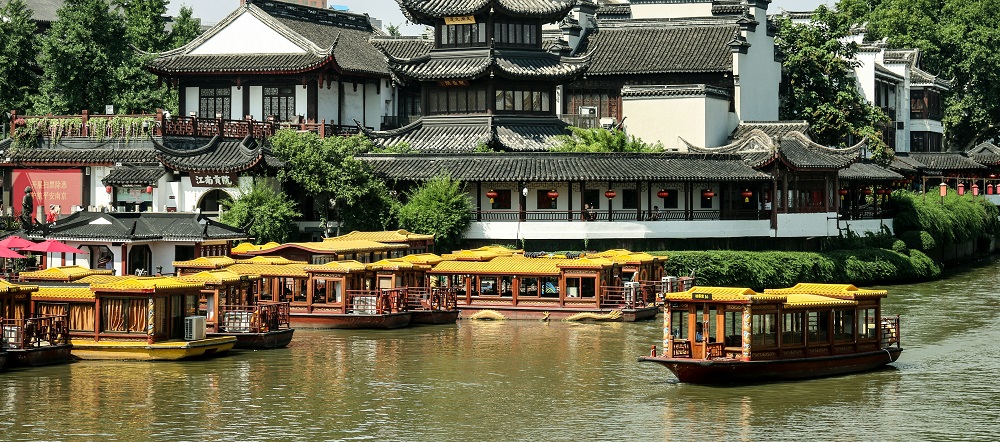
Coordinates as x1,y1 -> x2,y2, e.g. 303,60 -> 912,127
346,289 -> 406,314
600,284 -> 657,309
405,287 -> 458,311
704,342 -> 726,359
1,315 -> 69,349
880,315 -> 901,348
671,340 -> 692,358
218,302 -> 291,333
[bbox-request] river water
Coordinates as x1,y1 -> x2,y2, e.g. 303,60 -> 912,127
2,262 -> 1000,441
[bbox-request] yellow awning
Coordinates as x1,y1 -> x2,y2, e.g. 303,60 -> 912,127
19,265 -> 113,282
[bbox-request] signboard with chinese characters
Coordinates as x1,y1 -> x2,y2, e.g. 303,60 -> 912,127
12,169 -> 84,219
444,15 -> 475,25
189,172 -> 238,188
117,188 -> 153,203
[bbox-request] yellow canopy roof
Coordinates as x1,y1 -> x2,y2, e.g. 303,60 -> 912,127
441,249 -> 498,261
74,275 -> 128,285
172,256 -> 236,269
557,257 -> 615,269
304,260 -> 367,273
764,283 -> 888,299
607,252 -> 657,264
783,293 -> 859,309
19,266 -> 113,282
0,279 -> 38,294
226,263 -> 309,278
468,246 -> 520,256
367,258 -> 428,271
245,240 -> 406,256
231,241 -> 281,254
325,229 -> 434,243
35,286 -> 94,300
235,256 -> 307,265
180,270 -> 259,284
397,253 -> 445,265
661,286 -> 786,304
90,276 -> 204,293
431,256 -> 562,275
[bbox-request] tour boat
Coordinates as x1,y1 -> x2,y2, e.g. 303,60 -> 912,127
24,272 -> 237,361
178,270 -> 294,349
0,279 -> 73,367
639,284 -> 902,384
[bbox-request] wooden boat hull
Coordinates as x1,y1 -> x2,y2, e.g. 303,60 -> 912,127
638,348 -> 903,384
208,329 -> 295,349
289,312 -> 412,329
68,336 -> 237,361
410,310 -> 460,325
457,305 -> 658,321
6,344 -> 74,367
0,351 -> 6,370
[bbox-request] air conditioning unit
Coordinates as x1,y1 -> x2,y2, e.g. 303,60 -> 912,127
578,106 -> 597,115
184,316 -> 207,341
624,281 -> 641,304
661,276 -> 678,293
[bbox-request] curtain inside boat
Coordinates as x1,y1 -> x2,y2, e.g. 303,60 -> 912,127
69,304 -> 95,331
102,298 -> 148,332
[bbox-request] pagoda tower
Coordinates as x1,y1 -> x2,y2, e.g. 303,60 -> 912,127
367,0 -> 589,151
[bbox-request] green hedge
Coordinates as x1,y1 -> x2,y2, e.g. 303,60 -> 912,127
655,248 -> 940,291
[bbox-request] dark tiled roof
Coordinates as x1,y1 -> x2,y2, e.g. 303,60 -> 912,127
34,211 -> 246,242
579,20 -> 738,74
906,153 -> 985,171
398,0 -> 577,25
596,3 -> 630,18
889,156 -> 920,174
101,167 -> 167,187
712,0 -> 748,15
154,135 -> 275,173
685,129 -> 777,168
2,139 -> 158,166
148,1 -> 387,77
874,63 -> 903,81
359,152 -> 772,182
369,37 -> 433,59
968,142 -> 1000,166
910,66 -> 951,89
622,84 -> 730,99
883,49 -> 919,65
387,49 -> 589,83
778,132 -> 863,170
839,161 -> 904,181
730,121 -> 810,143
365,116 -> 570,152
14,0 -> 62,23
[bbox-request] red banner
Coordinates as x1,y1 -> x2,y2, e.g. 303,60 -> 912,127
12,169 -> 84,220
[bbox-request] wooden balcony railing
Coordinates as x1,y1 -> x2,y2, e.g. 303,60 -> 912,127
476,209 -> 772,222
1,315 -> 69,349
405,287 -> 459,311
345,289 -> 407,314
218,302 -> 291,333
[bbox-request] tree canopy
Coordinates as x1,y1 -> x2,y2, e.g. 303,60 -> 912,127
774,6 -> 890,159
0,0 -> 38,129
168,6 -> 201,49
220,179 -> 301,244
552,127 -> 663,152
396,173 -> 473,253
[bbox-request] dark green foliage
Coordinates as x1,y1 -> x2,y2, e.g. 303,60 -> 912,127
658,248 -> 940,290
553,127 -> 663,152
892,190 -> 1000,245
115,0 -> 168,52
891,239 -> 908,254
899,230 -> 936,251
397,173 -> 473,253
773,7 -> 890,154
220,180 -> 301,244
0,0 -> 39,126
168,6 -> 201,49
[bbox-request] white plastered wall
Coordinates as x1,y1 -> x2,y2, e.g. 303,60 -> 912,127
191,13 -> 304,55
230,86 -> 244,120
249,86 -> 263,120
622,93 -> 731,149
732,5 -> 780,122
184,87 -> 199,116
318,83 -> 338,124
629,2 -> 711,19
342,83 -> 365,128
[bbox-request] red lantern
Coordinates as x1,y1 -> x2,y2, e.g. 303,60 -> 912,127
105,185 -> 113,194
702,189 -> 715,199
741,189 -> 753,203
486,189 -> 498,204
862,188 -> 873,195
991,174 -> 997,179
604,190 -> 616,199
838,188 -> 849,200
547,189 -> 559,199
146,185 -> 154,194
657,189 -> 669,199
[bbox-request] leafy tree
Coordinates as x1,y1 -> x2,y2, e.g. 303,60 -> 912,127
270,130 -> 397,234
385,23 -> 401,37
115,0 -> 168,52
220,179 -> 301,244
774,7 -> 890,154
553,126 -> 662,152
35,0 -> 127,114
168,5 -> 201,49
0,0 -> 39,124
397,173 -> 473,253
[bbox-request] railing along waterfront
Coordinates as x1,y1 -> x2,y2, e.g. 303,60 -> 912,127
476,209 -> 772,222
1,315 -> 69,349
218,302 -> 291,333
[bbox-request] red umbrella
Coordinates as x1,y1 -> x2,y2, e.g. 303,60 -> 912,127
0,247 -> 26,259
22,240 -> 88,254
0,235 -> 34,249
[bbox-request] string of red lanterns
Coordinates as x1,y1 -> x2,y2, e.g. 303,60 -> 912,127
605,189 -> 616,199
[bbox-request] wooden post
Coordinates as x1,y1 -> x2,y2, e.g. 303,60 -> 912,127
81,110 -> 89,137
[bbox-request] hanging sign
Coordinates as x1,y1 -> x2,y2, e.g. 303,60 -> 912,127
444,16 -> 475,25
189,172 -> 238,188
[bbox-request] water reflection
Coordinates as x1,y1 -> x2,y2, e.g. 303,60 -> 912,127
3,260 -> 1000,439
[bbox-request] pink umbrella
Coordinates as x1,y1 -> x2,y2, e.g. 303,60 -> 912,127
22,240 -> 88,254
0,247 -> 26,259
0,235 -> 34,249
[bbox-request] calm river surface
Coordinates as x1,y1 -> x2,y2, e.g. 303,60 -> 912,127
3,262 -> 1000,441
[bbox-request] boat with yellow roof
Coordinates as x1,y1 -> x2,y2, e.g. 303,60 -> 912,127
24,271 -> 236,361
0,279 -> 73,367
638,284 -> 902,384
178,270 -> 294,349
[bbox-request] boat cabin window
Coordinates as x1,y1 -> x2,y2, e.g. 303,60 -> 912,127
670,309 -> 689,339
751,313 -> 777,347
65,304 -> 94,332
101,297 -> 147,333
565,277 -> 596,298
479,276 -> 498,296
281,278 -> 306,303
500,276 -> 514,297
540,277 -> 559,297
723,310 -> 741,347
782,312 -> 805,345
834,309 -> 856,341
858,307 -> 877,339
808,311 -> 830,343
378,276 -> 393,290
519,277 -> 539,297
313,279 -> 327,304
